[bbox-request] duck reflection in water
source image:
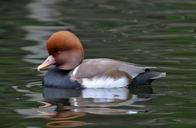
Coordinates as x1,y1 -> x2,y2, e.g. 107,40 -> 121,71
15,82 -> 153,127
41,85 -> 153,116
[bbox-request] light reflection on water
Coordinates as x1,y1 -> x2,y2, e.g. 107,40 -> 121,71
27,0 -> 61,22
22,0 -> 70,65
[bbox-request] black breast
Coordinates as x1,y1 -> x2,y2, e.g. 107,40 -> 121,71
42,68 -> 82,89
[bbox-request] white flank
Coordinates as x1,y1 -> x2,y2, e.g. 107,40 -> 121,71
82,77 -> 129,88
72,65 -> 80,76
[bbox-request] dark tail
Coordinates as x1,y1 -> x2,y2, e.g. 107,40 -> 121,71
130,70 -> 166,86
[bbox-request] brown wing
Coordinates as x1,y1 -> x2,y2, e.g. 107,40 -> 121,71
71,58 -> 149,79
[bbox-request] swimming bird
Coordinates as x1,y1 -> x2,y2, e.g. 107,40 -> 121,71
37,30 -> 166,89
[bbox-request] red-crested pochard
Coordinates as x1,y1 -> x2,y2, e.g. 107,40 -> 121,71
37,30 -> 166,88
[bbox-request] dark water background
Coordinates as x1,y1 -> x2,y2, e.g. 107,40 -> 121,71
1,0 -> 196,127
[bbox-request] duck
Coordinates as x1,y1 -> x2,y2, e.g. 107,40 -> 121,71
37,30 -> 166,89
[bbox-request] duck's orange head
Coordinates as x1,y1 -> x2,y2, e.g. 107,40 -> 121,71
37,31 -> 84,71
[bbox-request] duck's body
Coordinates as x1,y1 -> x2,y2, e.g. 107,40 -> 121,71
38,31 -> 166,89
43,58 -> 165,89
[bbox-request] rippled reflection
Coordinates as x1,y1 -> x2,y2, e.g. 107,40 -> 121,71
27,0 -> 61,21
12,85 -> 151,127
23,0 -> 71,65
15,86 -> 153,127
43,87 -> 152,115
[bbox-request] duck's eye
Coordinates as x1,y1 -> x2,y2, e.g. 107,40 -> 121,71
52,52 -> 57,56
53,51 -> 60,56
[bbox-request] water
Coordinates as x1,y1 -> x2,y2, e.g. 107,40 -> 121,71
1,0 -> 196,127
